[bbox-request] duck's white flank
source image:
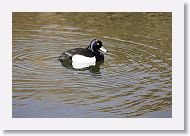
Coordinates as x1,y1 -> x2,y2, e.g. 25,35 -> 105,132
72,54 -> 96,69
72,54 -> 96,63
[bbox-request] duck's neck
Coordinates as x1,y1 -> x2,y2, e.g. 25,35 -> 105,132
87,47 -> 100,55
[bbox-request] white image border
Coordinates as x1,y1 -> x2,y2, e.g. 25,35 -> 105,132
0,0 -> 184,130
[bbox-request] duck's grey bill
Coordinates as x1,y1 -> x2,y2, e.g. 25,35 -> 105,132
100,47 -> 108,52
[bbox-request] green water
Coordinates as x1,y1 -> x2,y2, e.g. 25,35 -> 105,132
13,12 -> 172,118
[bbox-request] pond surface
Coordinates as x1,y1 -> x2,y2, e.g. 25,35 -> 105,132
12,13 -> 172,118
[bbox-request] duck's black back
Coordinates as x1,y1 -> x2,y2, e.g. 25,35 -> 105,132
59,48 -> 95,61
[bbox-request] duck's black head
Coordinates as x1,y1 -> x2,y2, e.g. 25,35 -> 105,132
87,39 -> 108,53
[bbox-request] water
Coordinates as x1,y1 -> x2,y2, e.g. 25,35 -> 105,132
12,13 -> 172,118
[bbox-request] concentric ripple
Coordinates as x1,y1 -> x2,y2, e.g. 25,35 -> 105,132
13,12 -> 172,118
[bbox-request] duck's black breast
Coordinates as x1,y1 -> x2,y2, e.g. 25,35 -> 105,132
59,48 -> 95,61
95,53 -> 104,62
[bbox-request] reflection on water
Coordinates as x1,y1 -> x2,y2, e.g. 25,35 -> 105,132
13,12 -> 172,118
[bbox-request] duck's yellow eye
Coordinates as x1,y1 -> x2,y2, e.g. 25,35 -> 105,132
97,43 -> 99,45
